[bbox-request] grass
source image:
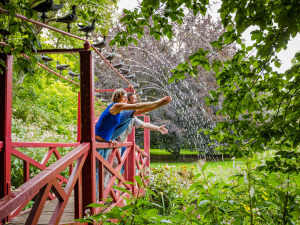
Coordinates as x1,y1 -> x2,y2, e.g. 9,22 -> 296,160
150,149 -> 199,155
150,159 -> 242,182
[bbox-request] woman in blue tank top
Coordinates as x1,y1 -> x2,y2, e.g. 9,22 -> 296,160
95,89 -> 168,197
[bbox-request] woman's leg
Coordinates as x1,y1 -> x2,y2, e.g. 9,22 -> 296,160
102,148 -> 112,188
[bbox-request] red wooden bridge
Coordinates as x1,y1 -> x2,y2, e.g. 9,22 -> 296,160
0,7 -> 150,225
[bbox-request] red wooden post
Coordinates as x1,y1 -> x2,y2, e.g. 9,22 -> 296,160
77,92 -> 81,142
74,173 -> 82,219
127,127 -> 135,193
0,53 -> 13,224
23,161 -> 30,184
75,91 -> 82,217
79,49 -> 96,215
143,116 -> 150,168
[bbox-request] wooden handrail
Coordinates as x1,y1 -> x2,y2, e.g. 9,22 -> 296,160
0,143 -> 90,221
11,142 -> 81,148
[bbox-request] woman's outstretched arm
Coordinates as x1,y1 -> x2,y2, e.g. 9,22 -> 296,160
110,97 -> 169,114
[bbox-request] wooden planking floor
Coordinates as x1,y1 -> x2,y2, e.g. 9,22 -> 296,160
7,192 -> 76,225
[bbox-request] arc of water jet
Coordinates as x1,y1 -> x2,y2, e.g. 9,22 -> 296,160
141,86 -> 172,95
134,70 -> 164,85
127,46 -> 174,69
123,59 -> 168,80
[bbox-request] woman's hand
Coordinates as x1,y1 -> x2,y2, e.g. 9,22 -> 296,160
158,125 -> 168,134
109,140 -> 118,147
156,96 -> 172,106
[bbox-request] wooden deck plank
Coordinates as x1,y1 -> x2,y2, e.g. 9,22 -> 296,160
7,192 -> 76,225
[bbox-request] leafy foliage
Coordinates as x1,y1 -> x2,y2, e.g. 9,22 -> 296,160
78,157 -> 300,224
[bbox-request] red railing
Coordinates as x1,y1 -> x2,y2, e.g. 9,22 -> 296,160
10,142 -> 81,218
0,137 -> 149,223
0,48 -> 151,224
0,9 -> 151,222
0,143 -> 90,224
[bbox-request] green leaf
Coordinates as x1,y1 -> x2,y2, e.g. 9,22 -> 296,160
227,25 -> 233,31
145,187 -> 158,197
275,61 -> 281,68
87,203 -> 107,208
291,211 -> 300,220
269,180 -> 281,188
295,178 -> 300,187
132,38 -> 138,46
218,207 -> 225,214
253,60 -> 258,68
186,205 -> 194,213
167,31 -> 172,39
3,45 -> 11,54
123,9 -> 131,14
201,163 -> 208,171
123,181 -> 136,185
154,33 -> 160,40
135,175 -> 142,185
9,23 -> 19,34
168,75 -> 176,83
146,208 -> 158,217
25,10 -> 33,19
113,186 -> 133,195
188,182 -> 202,192
233,215 -> 242,225
198,200 -> 210,207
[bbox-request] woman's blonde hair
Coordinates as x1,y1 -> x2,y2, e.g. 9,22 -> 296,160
111,89 -> 127,103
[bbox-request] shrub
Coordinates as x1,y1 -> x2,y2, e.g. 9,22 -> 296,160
78,157 -> 300,224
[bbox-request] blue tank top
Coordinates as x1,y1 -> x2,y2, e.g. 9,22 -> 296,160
95,102 -> 121,141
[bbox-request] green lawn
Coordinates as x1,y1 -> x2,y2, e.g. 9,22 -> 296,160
150,149 -> 199,155
150,160 -> 238,182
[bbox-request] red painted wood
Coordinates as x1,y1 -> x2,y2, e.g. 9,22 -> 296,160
79,50 -> 96,214
108,148 -> 117,165
48,152 -> 88,224
97,160 -> 104,202
25,181 -> 53,225
11,148 -> 68,184
23,161 -> 30,184
127,127 -> 136,192
69,163 -> 73,177
29,49 -> 85,54
77,92 -> 81,142
52,178 -> 67,202
74,171 -> 82,219
53,148 -> 62,159
143,116 -> 150,167
95,97 -> 106,108
114,146 -> 131,174
135,145 -> 148,157
41,148 -> 55,166
94,151 -> 131,190
0,53 -> 12,224
0,143 -> 90,221
10,191 -> 39,218
11,142 -> 80,148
